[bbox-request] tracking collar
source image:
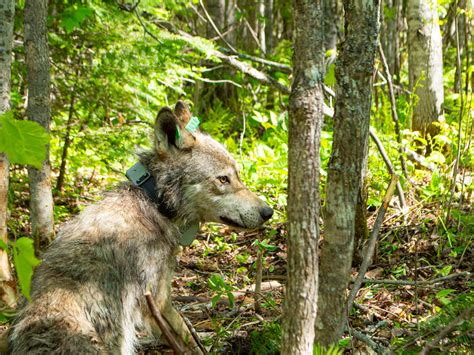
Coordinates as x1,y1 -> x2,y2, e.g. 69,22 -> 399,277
125,161 -> 199,246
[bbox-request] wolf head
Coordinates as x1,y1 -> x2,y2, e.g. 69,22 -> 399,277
145,101 -> 273,229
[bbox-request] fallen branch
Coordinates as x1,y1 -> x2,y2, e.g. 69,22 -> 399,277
419,306 -> 474,355
220,48 -> 292,74
361,271 -> 471,287
369,127 -> 407,212
122,5 -> 339,116
144,292 -> 188,354
346,174 -> 399,314
351,328 -> 387,354
182,314 -> 208,355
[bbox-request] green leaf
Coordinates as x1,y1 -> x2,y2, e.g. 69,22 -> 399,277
12,237 -> 41,301
211,294 -> 221,308
324,62 -> 336,86
227,291 -> 235,308
60,6 -> 94,33
0,112 -> 49,168
0,239 -> 8,250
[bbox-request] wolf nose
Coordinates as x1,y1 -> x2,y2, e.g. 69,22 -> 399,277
260,206 -> 274,221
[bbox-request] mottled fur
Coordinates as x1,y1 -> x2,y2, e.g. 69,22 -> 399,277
9,101 -> 272,354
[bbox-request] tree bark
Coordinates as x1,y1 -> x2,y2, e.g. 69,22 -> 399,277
25,0 -> 55,245
407,0 -> 444,138
258,0 -> 266,54
323,0 -> 338,52
281,0 -> 323,353
0,0 -> 16,308
264,0 -> 274,54
315,0 -> 380,345
56,89 -> 76,193
381,0 -> 402,80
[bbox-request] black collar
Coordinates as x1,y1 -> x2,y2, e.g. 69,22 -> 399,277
125,162 -> 175,219
125,161 -> 200,246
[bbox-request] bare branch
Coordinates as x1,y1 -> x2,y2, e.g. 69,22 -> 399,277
198,0 -> 237,54
346,174 -> 398,314
420,306 -> 474,355
144,292 -> 188,354
369,127 -> 407,212
361,271 -> 471,287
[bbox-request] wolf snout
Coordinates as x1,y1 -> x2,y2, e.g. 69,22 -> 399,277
259,206 -> 274,221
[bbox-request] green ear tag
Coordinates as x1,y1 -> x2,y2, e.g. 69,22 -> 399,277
180,222 -> 200,246
175,125 -> 181,140
185,116 -> 200,133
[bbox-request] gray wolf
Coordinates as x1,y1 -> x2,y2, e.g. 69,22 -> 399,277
9,101 -> 273,354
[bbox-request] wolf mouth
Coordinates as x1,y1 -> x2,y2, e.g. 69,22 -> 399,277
220,216 -> 245,229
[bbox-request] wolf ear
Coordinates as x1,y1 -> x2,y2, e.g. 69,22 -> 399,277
174,100 -> 192,125
154,105 -> 195,154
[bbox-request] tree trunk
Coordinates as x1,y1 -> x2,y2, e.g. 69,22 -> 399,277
407,0 -> 444,138
315,0 -> 380,345
381,0 -> 402,80
25,0 -> 55,245
258,0 -> 266,54
281,0 -> 323,353
264,0 -> 274,54
323,0 -> 338,52
0,0 -> 17,308
205,0 -> 225,38
56,90 -> 76,193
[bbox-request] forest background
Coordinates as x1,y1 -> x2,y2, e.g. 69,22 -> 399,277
0,0 -> 472,353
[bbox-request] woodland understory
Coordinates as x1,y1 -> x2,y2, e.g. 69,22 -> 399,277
0,0 -> 473,354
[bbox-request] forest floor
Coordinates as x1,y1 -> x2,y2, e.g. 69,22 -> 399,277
145,197 -> 472,354
7,172 -> 474,354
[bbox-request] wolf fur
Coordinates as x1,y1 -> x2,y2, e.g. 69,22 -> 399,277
9,101 -> 272,354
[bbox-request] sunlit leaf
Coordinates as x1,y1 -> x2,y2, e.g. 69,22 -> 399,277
12,237 -> 41,301
0,112 -> 49,168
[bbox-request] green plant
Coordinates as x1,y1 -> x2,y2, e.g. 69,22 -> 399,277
208,274 -> 236,308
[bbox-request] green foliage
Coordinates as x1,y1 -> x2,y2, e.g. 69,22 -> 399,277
207,274 -> 235,308
11,238 -> 41,301
313,343 -> 344,355
249,321 -> 281,354
0,112 -> 49,168
59,5 -> 94,33
0,238 -> 40,301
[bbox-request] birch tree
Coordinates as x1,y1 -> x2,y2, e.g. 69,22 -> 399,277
0,0 -> 16,308
407,0 -> 444,138
25,0 -> 55,244
281,0 -> 323,353
315,0 -> 381,345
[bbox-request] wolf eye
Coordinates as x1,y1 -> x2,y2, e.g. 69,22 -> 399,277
217,175 -> 230,184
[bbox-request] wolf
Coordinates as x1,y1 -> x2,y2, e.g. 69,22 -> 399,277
9,101 -> 273,354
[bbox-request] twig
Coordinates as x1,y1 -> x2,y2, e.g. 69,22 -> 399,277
254,246 -> 264,314
144,292 -> 188,354
419,306 -> 474,355
182,314 -> 208,354
445,1 -> 465,223
239,108 -> 246,161
378,44 -> 409,181
369,127 -> 407,212
220,48 -> 291,73
198,0 -> 237,54
361,271 -> 471,286
133,7 -> 162,44
351,329 -> 387,354
346,174 -> 398,313
181,76 -> 242,88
